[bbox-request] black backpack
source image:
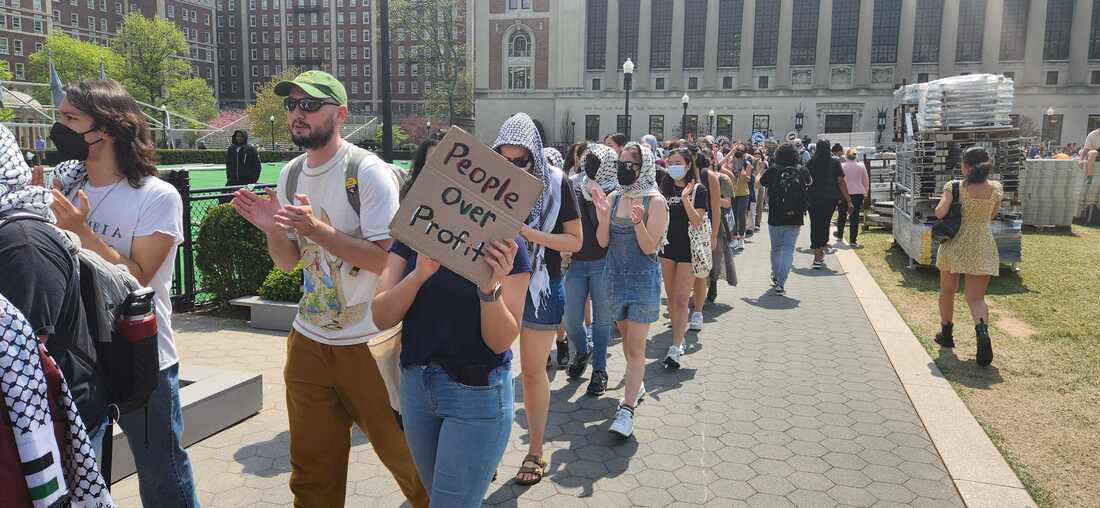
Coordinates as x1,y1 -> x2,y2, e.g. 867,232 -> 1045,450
770,165 -> 811,220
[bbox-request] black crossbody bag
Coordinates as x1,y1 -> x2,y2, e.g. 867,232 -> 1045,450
932,181 -> 962,242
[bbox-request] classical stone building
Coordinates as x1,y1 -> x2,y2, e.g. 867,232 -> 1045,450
468,0 -> 1100,147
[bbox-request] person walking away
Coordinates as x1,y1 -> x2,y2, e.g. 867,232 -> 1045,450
233,70 -> 428,507
493,114 -> 582,487
592,142 -> 667,437
723,145 -> 752,251
0,124 -> 109,452
44,80 -> 196,507
836,148 -> 870,246
759,144 -> 812,295
372,137 -> 531,506
688,147 -> 721,331
564,144 -> 618,395
933,147 -> 1001,367
226,130 -> 262,187
806,140 -> 852,268
658,148 -> 708,369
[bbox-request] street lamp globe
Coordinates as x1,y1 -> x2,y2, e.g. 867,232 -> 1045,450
682,94 -> 690,106
708,109 -> 716,118
623,58 -> 634,75
269,114 -> 275,122
1046,107 -> 1055,117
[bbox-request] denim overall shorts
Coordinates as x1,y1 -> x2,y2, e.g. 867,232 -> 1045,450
606,193 -> 662,323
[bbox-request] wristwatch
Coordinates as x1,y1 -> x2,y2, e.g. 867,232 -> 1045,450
477,283 -> 502,302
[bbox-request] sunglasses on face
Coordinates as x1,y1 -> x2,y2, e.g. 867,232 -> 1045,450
616,160 -> 641,172
495,148 -> 532,168
283,97 -> 340,112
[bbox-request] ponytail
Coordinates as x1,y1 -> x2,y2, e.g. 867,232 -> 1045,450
962,146 -> 992,183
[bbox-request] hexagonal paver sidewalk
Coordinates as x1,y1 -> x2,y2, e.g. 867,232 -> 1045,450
111,225 -> 963,507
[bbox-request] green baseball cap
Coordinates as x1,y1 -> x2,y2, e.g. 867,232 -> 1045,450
274,70 -> 347,105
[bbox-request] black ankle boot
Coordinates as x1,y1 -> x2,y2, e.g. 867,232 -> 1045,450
934,323 -> 955,348
976,320 -> 993,367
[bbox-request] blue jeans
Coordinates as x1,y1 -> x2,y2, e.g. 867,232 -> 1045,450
564,258 -> 612,372
400,363 -> 514,508
769,225 -> 801,287
117,363 -> 199,508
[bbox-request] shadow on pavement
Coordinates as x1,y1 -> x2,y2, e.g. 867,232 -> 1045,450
931,347 -> 1005,390
741,294 -> 801,310
232,428 -> 369,478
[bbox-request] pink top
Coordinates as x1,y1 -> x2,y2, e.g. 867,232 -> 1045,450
841,159 -> 869,195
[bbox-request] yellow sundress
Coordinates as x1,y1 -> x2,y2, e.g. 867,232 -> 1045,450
936,180 -> 1003,276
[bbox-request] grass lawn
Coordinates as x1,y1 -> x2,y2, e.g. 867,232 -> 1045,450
853,225 -> 1100,507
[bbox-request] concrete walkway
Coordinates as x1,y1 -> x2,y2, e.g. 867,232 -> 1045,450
112,225 -> 974,507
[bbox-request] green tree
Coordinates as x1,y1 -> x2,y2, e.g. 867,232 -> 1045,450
111,13 -> 191,107
391,0 -> 469,124
245,67 -> 299,149
372,123 -> 408,147
167,77 -> 218,122
0,61 -> 13,121
26,32 -> 123,104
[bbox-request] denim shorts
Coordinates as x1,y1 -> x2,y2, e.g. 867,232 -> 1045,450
522,277 -> 565,330
607,267 -> 661,324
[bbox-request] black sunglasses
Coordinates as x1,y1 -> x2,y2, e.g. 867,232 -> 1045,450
616,160 -> 641,172
495,148 -> 531,168
283,97 -> 340,112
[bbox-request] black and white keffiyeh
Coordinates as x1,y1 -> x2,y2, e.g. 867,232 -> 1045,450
579,143 -> 619,202
0,295 -> 113,508
542,147 -> 563,171
0,124 -> 53,218
620,142 -> 662,199
492,113 -> 563,314
49,160 -> 90,200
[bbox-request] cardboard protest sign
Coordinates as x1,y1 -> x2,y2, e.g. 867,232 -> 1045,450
389,127 -> 544,287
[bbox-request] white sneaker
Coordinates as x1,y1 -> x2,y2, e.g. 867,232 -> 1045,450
609,405 -> 635,437
689,311 -> 704,331
584,323 -> 592,339
664,345 -> 682,369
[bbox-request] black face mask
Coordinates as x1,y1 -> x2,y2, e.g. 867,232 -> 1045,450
734,150 -> 745,159
49,122 -> 101,163
616,161 -> 639,186
584,155 -> 600,179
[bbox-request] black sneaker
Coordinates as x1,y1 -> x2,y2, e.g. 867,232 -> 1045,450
774,285 -> 785,295
934,323 -> 955,348
567,351 -> 591,380
587,371 -> 609,396
555,341 -> 570,370
833,231 -> 843,239
812,259 -> 826,269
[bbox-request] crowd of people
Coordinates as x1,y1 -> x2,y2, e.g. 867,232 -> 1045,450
0,68 -> 1038,507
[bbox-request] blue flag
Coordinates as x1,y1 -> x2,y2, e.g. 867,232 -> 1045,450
48,51 -> 64,106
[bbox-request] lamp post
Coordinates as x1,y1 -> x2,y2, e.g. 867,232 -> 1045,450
622,58 -> 634,137
379,0 -> 394,162
876,109 -> 888,146
571,120 -> 576,141
426,120 -> 431,139
795,111 -> 804,134
268,115 -> 275,151
681,93 -> 690,138
708,109 -> 716,136
1045,107 -> 1056,149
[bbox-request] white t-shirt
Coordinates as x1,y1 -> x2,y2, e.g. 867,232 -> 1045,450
1084,129 -> 1100,152
276,141 -> 400,345
79,176 -> 183,371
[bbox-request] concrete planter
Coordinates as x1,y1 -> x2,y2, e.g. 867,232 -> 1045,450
229,296 -> 297,331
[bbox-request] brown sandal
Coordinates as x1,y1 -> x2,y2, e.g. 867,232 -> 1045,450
514,454 -> 548,486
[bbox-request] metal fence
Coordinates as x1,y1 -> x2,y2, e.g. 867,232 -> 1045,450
160,169 -> 276,311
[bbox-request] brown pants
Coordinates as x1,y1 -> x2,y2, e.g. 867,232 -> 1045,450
284,329 -> 428,508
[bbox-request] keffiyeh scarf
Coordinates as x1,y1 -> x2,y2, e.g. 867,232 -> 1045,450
0,296 -> 114,508
49,160 -> 90,200
542,147 -> 563,171
0,124 -> 53,218
579,143 -> 619,202
493,113 -> 562,315
620,142 -> 662,199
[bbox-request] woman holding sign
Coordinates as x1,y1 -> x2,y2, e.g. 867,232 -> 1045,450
492,114 -> 582,486
373,131 -> 533,505
592,142 -> 668,438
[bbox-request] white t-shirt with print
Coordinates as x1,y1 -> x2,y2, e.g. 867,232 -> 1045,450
80,176 -> 183,371
276,141 -> 400,346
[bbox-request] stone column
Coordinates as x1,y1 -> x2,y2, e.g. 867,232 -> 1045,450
814,0 -> 833,88
737,0 -> 756,89
980,0 -> 1003,74
703,0 -> 720,89
1022,0 -> 1048,85
637,0 -> 653,91
606,0 -> 621,90
938,0 -> 960,78
775,0 -> 795,89
1068,0 -> 1095,84
670,0 -> 686,89
854,0 -> 875,86
475,0 -> 491,89
896,0 -> 916,83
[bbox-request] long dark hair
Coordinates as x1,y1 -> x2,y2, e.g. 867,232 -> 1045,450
604,132 -> 628,147
962,146 -> 993,184
660,147 -> 700,195
64,80 -> 158,188
564,142 -> 588,174
773,143 -> 799,167
401,129 -> 446,199
812,139 -> 832,162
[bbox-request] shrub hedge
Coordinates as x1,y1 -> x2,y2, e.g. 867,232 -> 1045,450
259,264 -> 303,303
194,203 -> 273,304
45,148 -> 414,166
